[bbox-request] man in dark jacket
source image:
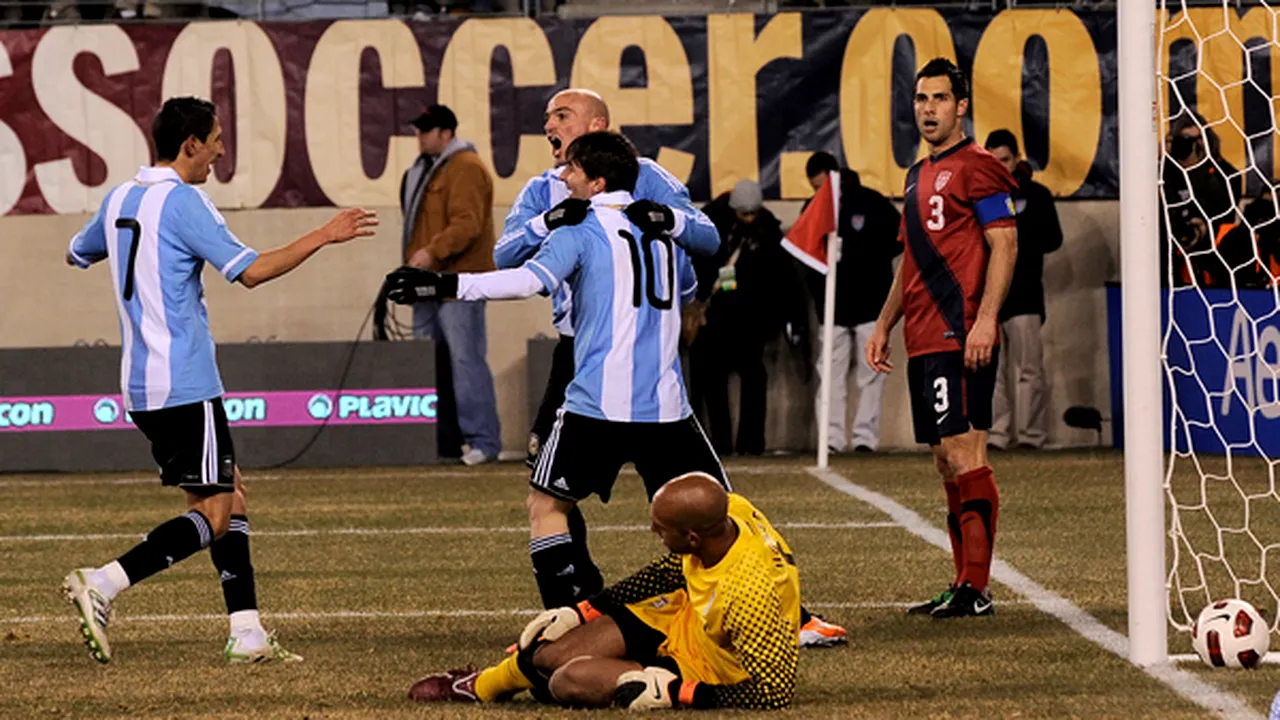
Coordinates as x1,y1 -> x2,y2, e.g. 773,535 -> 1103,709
689,179 -> 807,456
803,153 -> 901,453
983,130 -> 1063,450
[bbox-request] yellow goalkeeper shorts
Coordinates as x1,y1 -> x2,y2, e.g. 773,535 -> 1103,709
624,590 -> 750,687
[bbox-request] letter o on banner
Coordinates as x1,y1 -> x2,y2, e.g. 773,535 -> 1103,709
840,9 -> 957,196
972,10 -> 1102,196
162,21 -> 287,209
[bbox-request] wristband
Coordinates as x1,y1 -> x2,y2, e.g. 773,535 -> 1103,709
577,599 -> 602,623
678,679 -> 699,707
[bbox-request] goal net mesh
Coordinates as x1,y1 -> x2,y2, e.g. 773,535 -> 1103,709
1160,0 -> 1280,633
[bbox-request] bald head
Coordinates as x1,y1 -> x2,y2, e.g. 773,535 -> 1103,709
553,89 -> 610,126
652,473 -> 730,538
544,89 -> 611,164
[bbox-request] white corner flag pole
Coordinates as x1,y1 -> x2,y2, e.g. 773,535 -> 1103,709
817,171 -> 842,470
816,231 -> 841,470
1118,0 -> 1166,667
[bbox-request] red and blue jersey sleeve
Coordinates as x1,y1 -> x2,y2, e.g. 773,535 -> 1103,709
965,151 -> 1018,228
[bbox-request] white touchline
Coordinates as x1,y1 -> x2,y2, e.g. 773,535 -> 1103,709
0,462 -> 808,488
0,521 -> 896,544
2,600 -> 944,625
807,467 -> 1263,720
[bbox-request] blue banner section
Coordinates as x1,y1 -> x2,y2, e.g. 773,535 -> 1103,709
1107,285 -> 1280,456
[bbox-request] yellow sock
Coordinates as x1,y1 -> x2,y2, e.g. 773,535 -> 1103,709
474,653 -> 534,703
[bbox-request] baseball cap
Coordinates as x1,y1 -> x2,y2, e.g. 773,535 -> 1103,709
728,179 -> 763,213
411,104 -> 458,132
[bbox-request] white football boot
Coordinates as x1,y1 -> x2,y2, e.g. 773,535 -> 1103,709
63,568 -> 112,664
224,631 -> 303,664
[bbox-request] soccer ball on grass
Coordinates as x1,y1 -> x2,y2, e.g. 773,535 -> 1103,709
1192,599 -> 1268,669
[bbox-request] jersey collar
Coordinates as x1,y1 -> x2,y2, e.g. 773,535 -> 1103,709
929,136 -> 973,163
590,190 -> 634,208
135,166 -> 183,185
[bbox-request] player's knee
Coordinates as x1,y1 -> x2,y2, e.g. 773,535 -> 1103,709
526,490 -> 573,524
546,656 -> 593,704
532,637 -> 574,674
932,449 -> 954,480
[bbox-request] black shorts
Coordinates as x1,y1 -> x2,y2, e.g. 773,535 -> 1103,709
530,411 -> 729,503
906,348 -> 1000,446
602,603 -> 683,678
130,398 -> 236,496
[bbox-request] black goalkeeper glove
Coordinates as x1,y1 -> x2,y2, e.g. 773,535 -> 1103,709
384,266 -> 459,304
543,198 -> 591,232
624,200 -> 676,235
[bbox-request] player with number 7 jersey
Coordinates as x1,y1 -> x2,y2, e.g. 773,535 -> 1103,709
866,58 -> 1018,620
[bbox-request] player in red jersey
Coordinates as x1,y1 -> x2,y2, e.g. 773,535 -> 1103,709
865,58 -> 1018,618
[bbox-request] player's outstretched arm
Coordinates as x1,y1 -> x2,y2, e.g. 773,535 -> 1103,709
867,260 -> 906,373
494,177 -> 558,269
239,208 -> 378,288
965,224 -> 1017,370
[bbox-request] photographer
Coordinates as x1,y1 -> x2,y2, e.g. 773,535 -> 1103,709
1162,112 -> 1239,287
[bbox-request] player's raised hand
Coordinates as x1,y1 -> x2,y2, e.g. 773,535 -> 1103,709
322,207 -> 379,244
965,316 -> 998,370
866,324 -> 893,373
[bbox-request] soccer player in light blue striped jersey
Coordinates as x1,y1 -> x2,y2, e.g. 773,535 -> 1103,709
385,131 -> 727,610
495,89 -> 720,471
61,97 -> 377,666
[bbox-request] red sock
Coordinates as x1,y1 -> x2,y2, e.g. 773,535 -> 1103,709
943,480 -> 965,587
956,466 -> 1000,592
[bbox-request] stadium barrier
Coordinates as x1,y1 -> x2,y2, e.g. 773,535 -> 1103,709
0,341 -> 439,472
1106,284 -> 1280,456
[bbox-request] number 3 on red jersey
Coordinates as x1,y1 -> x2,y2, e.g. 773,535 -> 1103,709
926,195 -> 945,231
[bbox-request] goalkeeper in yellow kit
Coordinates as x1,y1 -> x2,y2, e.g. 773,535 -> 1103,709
408,471 -> 801,710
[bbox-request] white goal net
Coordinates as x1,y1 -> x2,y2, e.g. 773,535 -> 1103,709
1159,0 -> 1280,635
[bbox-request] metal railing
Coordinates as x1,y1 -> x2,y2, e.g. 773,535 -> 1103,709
11,0 -> 1246,28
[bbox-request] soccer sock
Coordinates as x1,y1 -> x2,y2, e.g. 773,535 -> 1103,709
566,506 -> 604,600
944,480 -> 966,587
474,653 -> 535,703
89,561 -> 131,601
530,533 -> 580,609
957,466 -> 1000,592
115,510 -> 214,587
800,606 -> 812,625
210,515 -> 260,634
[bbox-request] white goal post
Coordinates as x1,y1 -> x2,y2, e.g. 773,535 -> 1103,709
1119,0 -> 1167,667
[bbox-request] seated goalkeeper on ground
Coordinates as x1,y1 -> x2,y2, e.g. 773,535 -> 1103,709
409,472 -> 801,710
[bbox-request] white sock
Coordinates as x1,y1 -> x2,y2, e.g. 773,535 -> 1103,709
229,609 -> 265,641
89,561 -> 131,601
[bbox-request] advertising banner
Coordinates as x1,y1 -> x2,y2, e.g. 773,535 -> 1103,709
0,8 -> 1134,217
1107,285 -> 1280,457
0,341 -> 440,471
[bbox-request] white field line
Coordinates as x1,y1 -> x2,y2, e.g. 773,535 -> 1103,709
0,520 -> 896,544
1170,653 -> 1280,666
2,600 -> 954,626
807,467 -> 1263,720
0,463 -> 808,489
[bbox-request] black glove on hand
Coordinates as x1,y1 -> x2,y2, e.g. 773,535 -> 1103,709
543,198 -> 591,231
624,200 -> 676,235
384,266 -> 459,305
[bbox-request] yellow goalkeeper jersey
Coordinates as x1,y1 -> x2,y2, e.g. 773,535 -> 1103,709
600,493 -> 801,709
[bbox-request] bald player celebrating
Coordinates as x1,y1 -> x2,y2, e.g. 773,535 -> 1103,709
409,472 -> 800,710
496,88 -> 720,470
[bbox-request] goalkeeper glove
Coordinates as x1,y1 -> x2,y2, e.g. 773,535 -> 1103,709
613,666 -> 681,711
384,266 -> 458,304
624,200 -> 676,235
517,600 -> 600,650
543,198 -> 591,232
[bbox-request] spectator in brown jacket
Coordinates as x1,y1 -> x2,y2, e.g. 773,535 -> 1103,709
399,104 -> 501,465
